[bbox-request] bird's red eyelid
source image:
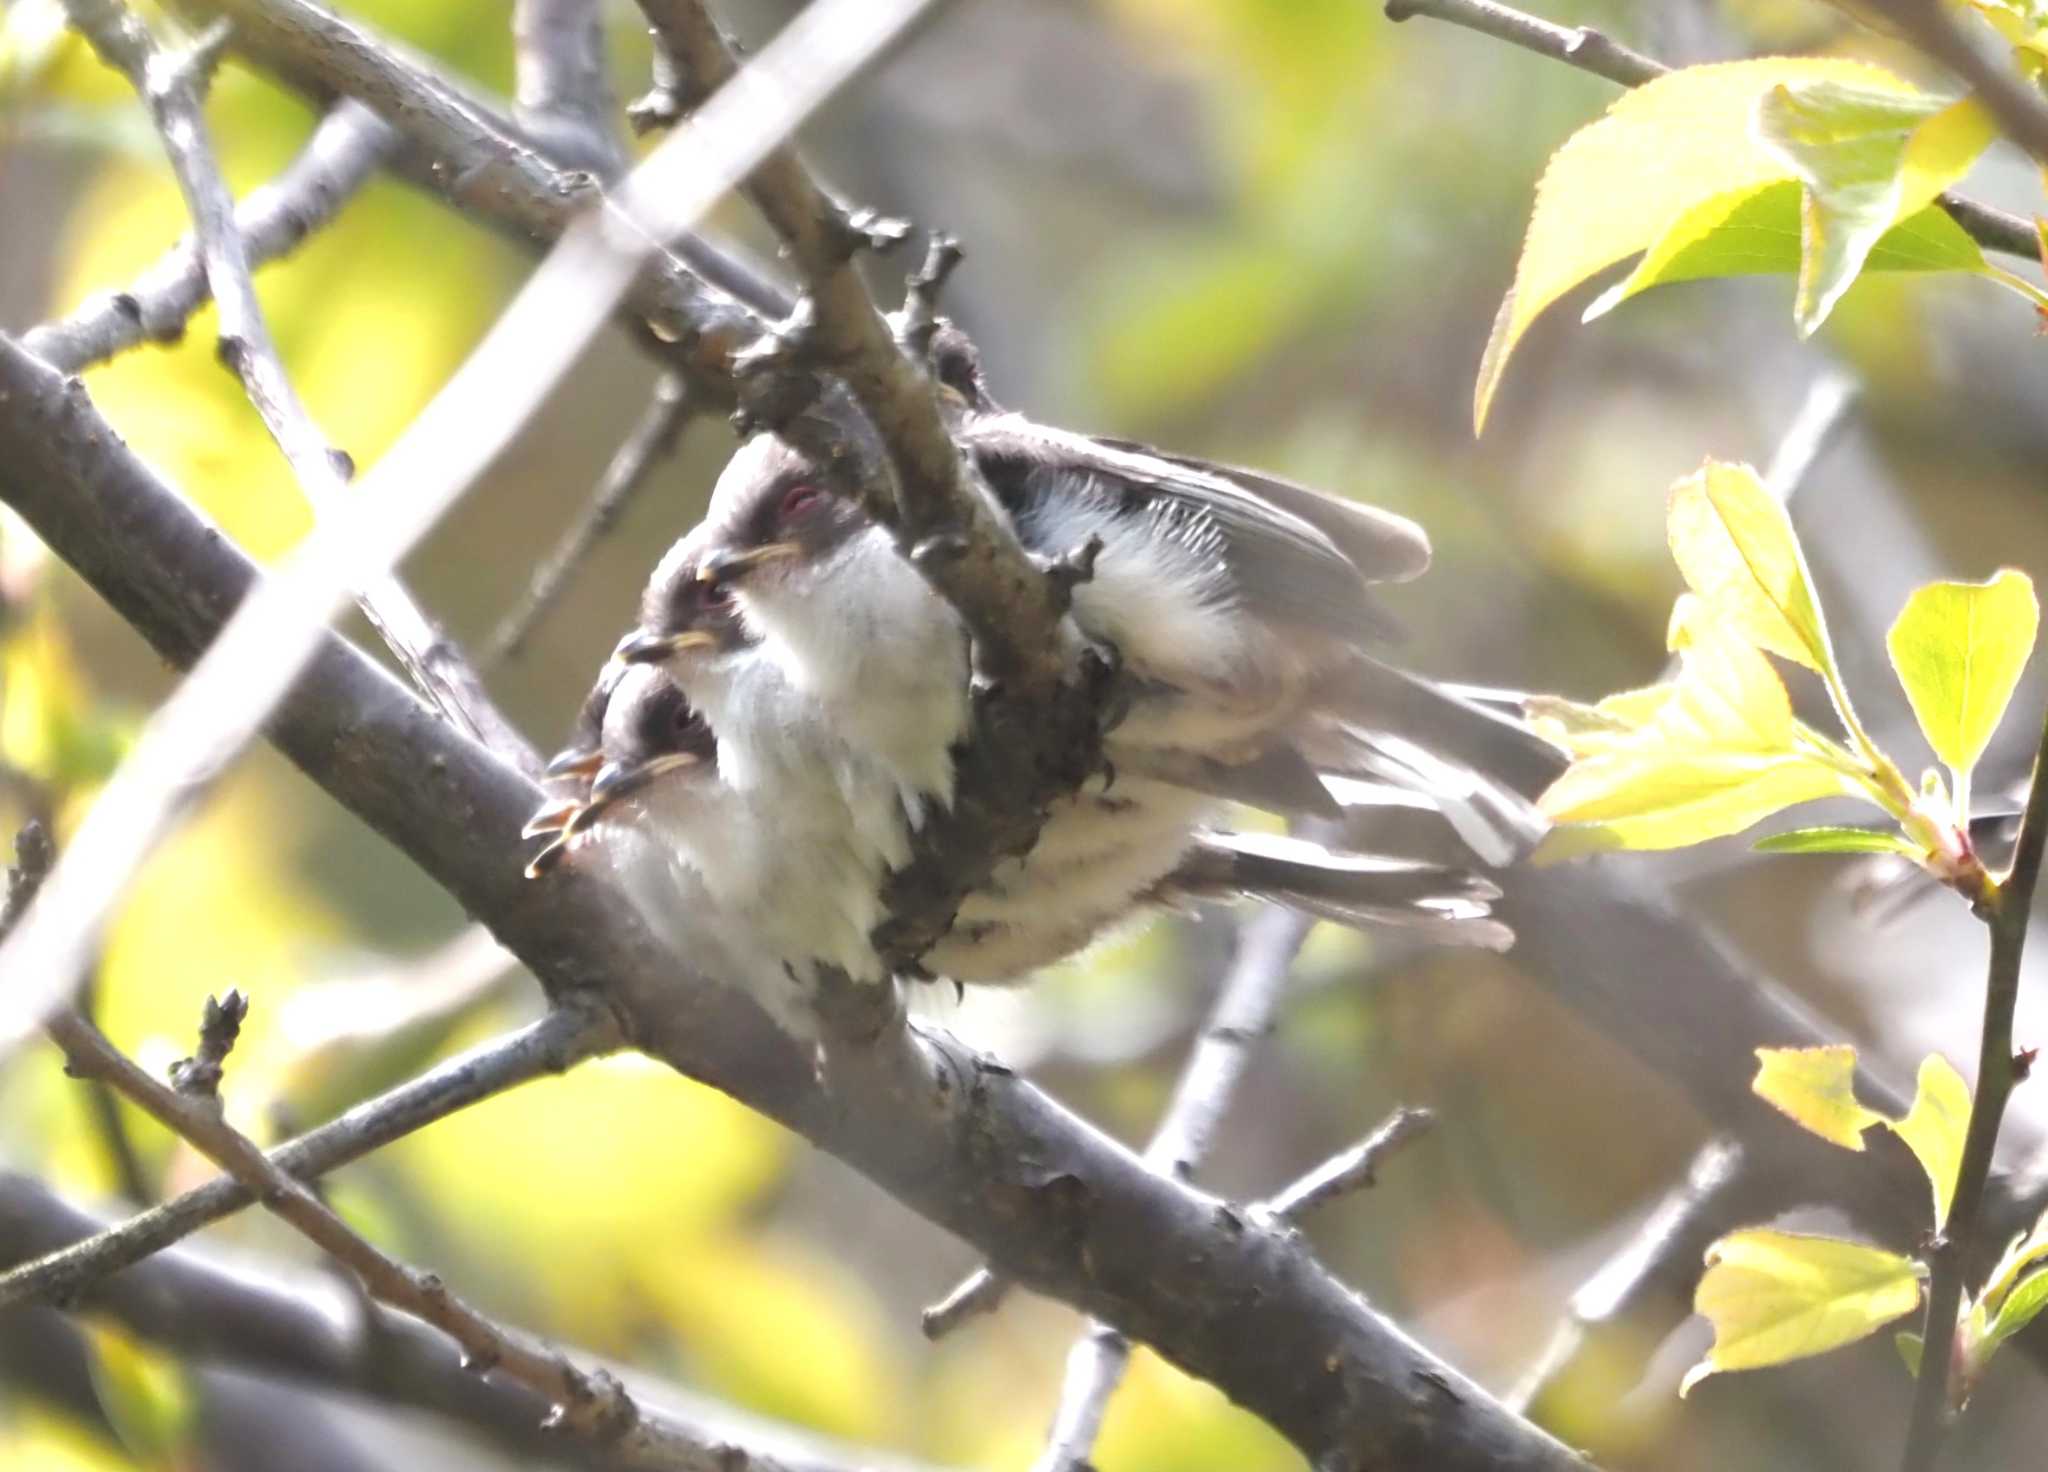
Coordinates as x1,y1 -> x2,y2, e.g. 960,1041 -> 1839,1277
778,483 -> 824,521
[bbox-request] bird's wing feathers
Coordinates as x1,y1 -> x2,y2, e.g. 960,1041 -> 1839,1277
965,416 -> 1403,645
1085,432 -> 1432,583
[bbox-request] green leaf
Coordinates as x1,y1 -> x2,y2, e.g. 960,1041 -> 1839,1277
1668,461 -> 1836,675
1754,826 -> 1923,856
1985,1267 -> 2048,1354
1477,56 -> 1943,430
1978,1212 -> 2048,1317
1896,1330 -> 1925,1377
1534,599 -> 1868,858
1886,571 -> 2039,795
1887,1054 -> 1971,1231
1755,84 -> 1994,333
81,1319 -> 201,1465
1752,1045 -> 1886,1150
1682,1229 -> 1925,1394
1584,184 -> 1984,319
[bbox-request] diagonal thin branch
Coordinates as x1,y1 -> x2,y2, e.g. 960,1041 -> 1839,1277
42,1001 -> 804,1472
486,371 -> 696,667
0,0 -> 951,1062
0,1171 -> 952,1472
22,100 -> 396,375
926,897 -> 1316,1339
0,998 -> 619,1311
1018,903 -> 1318,1467
1033,1105 -> 1438,1472
1381,0 -> 2040,260
57,0 -> 539,776
641,0 -> 1066,689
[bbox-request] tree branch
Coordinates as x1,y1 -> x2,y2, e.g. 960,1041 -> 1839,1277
0,0 -> 944,1063
926,887 -> 1316,1339
1901,696 -> 2048,1469
511,0 -> 624,176
21,100 -> 395,375
0,327 -> 1590,1472
44,997 -> 782,1471
0,1172 -> 949,1472
641,0 -> 1069,690
1033,1105 -> 1438,1472
486,371 -> 697,667
56,0 -> 539,776
0,1000 -> 617,1311
1381,0 -> 2039,260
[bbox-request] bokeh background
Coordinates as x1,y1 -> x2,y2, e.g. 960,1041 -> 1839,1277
4,0 -> 2048,1468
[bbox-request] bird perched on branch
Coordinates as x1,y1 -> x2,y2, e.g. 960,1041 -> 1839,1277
593,408 -> 1547,991
527,651 -> 1511,1029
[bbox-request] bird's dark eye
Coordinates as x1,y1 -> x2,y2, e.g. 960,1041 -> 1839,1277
779,484 -> 824,523
698,579 -> 734,611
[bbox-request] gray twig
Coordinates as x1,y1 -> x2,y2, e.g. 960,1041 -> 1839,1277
22,101 -> 396,375
487,372 -> 696,666
1262,1105 -> 1438,1223
0,1171 -> 951,1472
0,0 -> 944,1063
1021,902 -> 1320,1470
1510,1139 -> 1747,1414
0,1000 -> 617,1311
42,1002 -> 807,1471
512,0 -> 624,176
1381,0 -> 2039,259
55,0 -> 539,777
169,988 -> 249,1101
639,0 -> 1069,690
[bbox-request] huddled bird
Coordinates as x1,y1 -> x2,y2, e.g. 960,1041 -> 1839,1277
526,404 -> 1563,1032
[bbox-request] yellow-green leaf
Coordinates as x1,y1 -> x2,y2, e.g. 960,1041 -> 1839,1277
81,1319 -> 200,1465
1986,1267 -> 2048,1353
1668,461 -> 1835,675
1887,1053 -> 1971,1231
1536,751 -> 1855,860
1752,1045 -> 1886,1149
1753,825 -> 1923,856
1981,1213 -> 2048,1317
1755,84 -> 1994,334
1886,571 -> 2039,790
1681,1228 -> 1925,1394
1477,57 -> 1931,431
1585,184 -> 1984,321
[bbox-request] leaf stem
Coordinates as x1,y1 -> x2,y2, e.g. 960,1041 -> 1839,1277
1899,694 -> 2048,1471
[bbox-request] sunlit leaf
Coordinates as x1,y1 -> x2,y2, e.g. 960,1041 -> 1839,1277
1755,84 -> 1993,333
1585,185 -> 1982,321
1535,599 -> 1866,857
1668,461 -> 1834,674
1985,1266 -> 2048,1354
1897,1329 -> 1924,1377
80,1319 -> 200,1465
1979,1212 -> 2048,1317
1752,1045 -> 1886,1150
1477,57 -> 1929,430
1888,1054 -> 1971,1231
1754,825 -> 1922,856
1681,1228 -> 1924,1394
1886,571 -> 2039,792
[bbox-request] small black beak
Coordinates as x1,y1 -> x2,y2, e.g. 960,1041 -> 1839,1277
698,541 -> 800,584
